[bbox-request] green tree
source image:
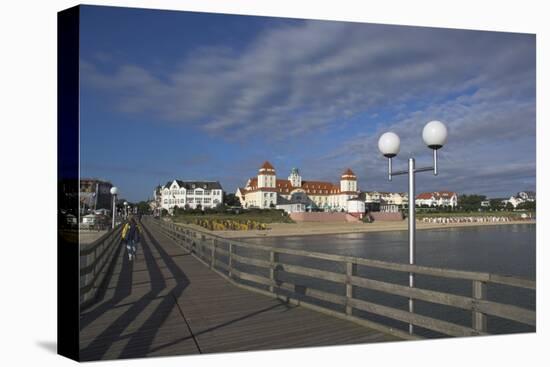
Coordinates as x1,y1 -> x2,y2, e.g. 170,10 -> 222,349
224,193 -> 241,207
490,198 -> 505,210
458,194 -> 486,211
517,201 -> 536,210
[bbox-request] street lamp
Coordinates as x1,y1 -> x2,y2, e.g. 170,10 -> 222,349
124,201 -> 129,220
378,120 -> 448,335
110,186 -> 118,229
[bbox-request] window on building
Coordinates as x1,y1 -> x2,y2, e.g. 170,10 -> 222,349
203,198 -> 211,204
204,190 -> 211,195
188,198 -> 194,203
196,190 -> 203,195
187,190 -> 194,195
164,199 -> 167,204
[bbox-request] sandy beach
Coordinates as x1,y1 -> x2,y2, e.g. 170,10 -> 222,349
174,219 -> 535,239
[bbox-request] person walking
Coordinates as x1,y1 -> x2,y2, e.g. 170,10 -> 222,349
126,219 -> 141,261
121,221 -> 130,248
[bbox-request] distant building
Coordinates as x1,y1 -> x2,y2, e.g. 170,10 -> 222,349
360,191 -> 407,212
380,200 -> 400,213
153,185 -> 162,211
501,191 -> 535,208
502,196 -> 523,208
158,180 -> 224,211
80,178 -> 113,214
415,191 -> 458,208
347,198 -> 366,218
517,191 -> 536,202
236,161 -> 360,212
275,196 -> 306,214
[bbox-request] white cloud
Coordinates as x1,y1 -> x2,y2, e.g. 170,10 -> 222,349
80,18 -> 535,196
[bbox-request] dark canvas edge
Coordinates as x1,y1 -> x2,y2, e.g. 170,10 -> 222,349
57,4 -> 80,361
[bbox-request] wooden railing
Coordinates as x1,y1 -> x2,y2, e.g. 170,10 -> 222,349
150,218 -> 536,340
80,223 -> 124,309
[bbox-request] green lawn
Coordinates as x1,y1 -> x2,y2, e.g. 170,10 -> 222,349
172,209 -> 295,224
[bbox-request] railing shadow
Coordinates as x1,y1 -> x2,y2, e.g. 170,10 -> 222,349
146,300 -> 294,355
117,221 -> 193,358
80,218 -> 189,361
79,243 -> 133,329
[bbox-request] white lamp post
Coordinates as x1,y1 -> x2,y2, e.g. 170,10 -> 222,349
378,120 -> 448,335
110,186 -> 118,229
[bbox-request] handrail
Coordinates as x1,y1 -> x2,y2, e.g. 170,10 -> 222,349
150,218 -> 536,338
79,223 -> 124,309
160,219 -> 535,289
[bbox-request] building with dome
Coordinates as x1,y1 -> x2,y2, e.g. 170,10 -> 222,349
235,161 -> 361,212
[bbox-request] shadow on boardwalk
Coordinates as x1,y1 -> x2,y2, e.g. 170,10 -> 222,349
79,219 -> 396,361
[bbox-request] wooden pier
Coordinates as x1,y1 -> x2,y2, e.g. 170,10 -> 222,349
79,218 -> 397,361
79,217 -> 535,361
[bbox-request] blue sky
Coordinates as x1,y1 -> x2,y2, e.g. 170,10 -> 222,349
79,5 -> 536,202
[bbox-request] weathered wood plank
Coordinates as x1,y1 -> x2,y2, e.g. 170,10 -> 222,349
349,298 -> 486,337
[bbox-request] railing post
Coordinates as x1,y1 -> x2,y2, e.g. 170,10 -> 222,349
211,239 -> 216,269
269,251 -> 279,293
345,262 -> 357,315
92,247 -> 98,276
201,234 -> 206,259
473,280 -> 487,332
228,243 -> 233,278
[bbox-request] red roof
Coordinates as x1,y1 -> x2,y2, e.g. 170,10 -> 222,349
416,192 -> 434,200
260,161 -> 274,170
244,178 -> 343,195
341,168 -> 357,179
416,191 -> 457,200
435,191 -> 456,198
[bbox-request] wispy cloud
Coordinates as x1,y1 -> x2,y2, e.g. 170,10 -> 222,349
82,21 -> 534,138
80,18 -> 535,198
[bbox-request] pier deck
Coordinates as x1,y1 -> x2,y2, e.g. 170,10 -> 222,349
79,219 -> 397,361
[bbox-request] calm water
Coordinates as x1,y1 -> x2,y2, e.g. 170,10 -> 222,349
241,224 -> 536,337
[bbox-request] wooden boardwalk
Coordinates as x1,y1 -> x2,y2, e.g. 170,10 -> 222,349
79,219 -> 397,361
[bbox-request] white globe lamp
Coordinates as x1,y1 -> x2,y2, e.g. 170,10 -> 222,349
378,132 -> 401,158
422,120 -> 448,150
110,186 -> 118,228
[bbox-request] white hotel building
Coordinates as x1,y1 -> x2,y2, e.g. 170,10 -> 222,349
154,180 -> 224,211
235,161 -> 360,212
